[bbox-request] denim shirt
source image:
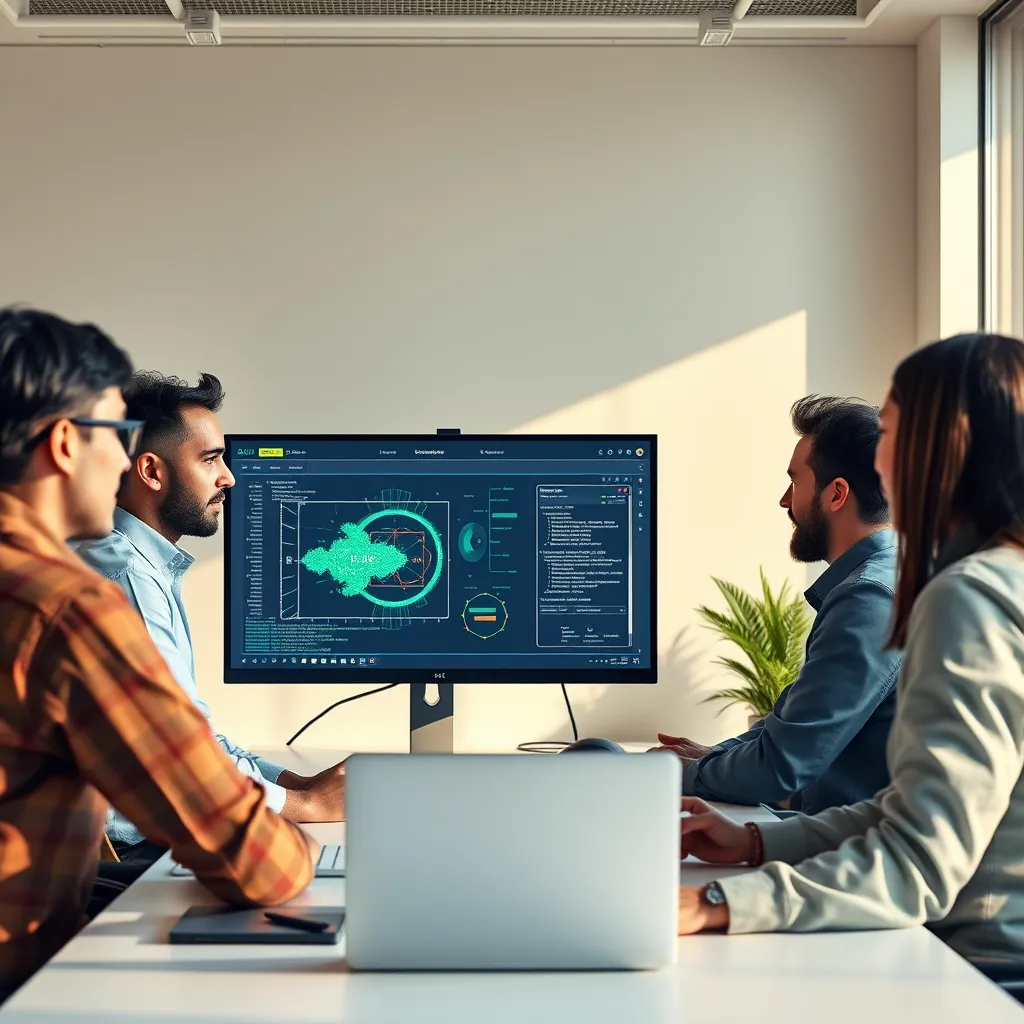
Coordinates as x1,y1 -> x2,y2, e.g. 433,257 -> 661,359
76,509 -> 286,844
683,529 -> 901,816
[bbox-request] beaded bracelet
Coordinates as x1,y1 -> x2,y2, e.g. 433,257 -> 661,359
745,822 -> 764,866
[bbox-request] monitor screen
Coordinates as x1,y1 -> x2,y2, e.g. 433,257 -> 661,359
223,434 -> 656,683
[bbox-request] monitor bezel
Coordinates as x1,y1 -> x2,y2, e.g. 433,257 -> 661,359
223,433 -> 657,684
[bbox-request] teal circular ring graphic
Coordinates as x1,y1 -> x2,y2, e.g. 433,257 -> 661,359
357,508 -> 444,608
458,521 -> 487,563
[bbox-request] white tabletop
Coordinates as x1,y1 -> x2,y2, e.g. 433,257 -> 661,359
2,747 -> 1021,1023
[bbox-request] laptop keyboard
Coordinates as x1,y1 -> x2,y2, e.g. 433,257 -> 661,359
171,843 -> 345,879
316,843 -> 346,877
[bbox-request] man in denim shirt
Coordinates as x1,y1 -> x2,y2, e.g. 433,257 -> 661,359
78,371 -> 346,864
655,397 -> 900,815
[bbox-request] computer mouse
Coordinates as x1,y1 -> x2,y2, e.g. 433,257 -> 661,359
559,736 -> 626,754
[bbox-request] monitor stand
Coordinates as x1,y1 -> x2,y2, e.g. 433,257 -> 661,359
408,425 -> 460,755
409,682 -> 454,753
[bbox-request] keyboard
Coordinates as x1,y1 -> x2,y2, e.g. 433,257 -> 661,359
170,843 -> 345,878
315,843 -> 346,877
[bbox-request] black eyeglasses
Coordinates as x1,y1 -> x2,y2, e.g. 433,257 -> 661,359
26,417 -> 146,459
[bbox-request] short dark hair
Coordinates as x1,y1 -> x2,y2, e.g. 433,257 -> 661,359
0,307 -> 134,485
125,372 -> 225,453
791,395 -> 889,526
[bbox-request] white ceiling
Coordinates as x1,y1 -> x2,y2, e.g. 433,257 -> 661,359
0,0 -> 993,46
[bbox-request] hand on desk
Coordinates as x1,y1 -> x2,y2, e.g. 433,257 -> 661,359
278,761 -> 346,822
649,733 -> 713,764
677,796 -> 756,936
679,796 -> 755,865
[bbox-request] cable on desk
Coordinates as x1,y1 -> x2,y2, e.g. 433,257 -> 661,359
516,684 -> 579,754
286,683 -> 399,746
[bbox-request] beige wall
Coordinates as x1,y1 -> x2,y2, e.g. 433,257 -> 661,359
0,45 -> 916,753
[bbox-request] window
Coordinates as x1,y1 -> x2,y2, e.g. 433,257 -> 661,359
982,0 -> 1024,336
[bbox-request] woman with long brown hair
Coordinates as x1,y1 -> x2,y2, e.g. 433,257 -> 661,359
674,332 -> 1024,967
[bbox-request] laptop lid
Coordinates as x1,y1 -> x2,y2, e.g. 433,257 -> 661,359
344,752 -> 681,971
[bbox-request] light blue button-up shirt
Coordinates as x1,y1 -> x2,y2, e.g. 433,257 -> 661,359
77,508 -> 287,845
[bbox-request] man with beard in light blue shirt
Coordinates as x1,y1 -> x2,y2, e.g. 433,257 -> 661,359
78,371 -> 346,867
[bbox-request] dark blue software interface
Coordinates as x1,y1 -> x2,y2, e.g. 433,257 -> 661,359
226,436 -> 654,676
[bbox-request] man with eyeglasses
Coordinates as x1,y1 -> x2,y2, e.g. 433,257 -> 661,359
77,371 -> 347,869
0,308 -> 315,1003
26,417 -> 146,462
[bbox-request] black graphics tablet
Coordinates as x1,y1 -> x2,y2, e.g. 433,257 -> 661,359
169,905 -> 345,945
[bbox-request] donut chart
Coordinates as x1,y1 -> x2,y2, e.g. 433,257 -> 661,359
462,592 -> 509,639
458,521 -> 488,563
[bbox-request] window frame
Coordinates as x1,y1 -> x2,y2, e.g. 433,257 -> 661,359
981,0 -> 1024,336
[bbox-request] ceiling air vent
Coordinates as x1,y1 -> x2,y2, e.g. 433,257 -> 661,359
697,7 -> 733,44
26,0 -> 861,15
184,8 -> 221,43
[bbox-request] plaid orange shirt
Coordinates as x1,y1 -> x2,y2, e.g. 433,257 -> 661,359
0,492 -> 316,994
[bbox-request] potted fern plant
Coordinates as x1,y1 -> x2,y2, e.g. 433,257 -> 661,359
697,569 -> 811,728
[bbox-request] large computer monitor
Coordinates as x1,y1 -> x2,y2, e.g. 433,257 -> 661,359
224,433 -> 656,745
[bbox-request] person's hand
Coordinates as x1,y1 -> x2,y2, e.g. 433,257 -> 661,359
280,761 -> 346,822
648,733 -> 714,762
677,885 -> 729,935
680,796 -> 756,865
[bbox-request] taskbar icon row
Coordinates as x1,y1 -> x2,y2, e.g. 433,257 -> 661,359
242,656 -> 378,667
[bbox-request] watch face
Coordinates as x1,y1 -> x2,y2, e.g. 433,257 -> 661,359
705,883 -> 727,906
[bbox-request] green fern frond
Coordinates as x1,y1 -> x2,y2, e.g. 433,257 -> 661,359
760,569 -> 795,662
782,601 -> 811,666
701,686 -> 778,717
697,613 -> 763,658
709,657 -> 761,688
718,579 -> 771,652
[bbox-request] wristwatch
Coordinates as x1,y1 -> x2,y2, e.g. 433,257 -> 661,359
701,881 -> 728,907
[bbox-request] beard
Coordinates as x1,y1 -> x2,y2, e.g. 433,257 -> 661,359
789,495 -> 831,564
159,466 -> 225,539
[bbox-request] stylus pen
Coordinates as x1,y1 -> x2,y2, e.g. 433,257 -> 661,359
264,911 -> 331,933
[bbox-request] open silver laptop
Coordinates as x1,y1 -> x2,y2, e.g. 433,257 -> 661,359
344,752 -> 681,971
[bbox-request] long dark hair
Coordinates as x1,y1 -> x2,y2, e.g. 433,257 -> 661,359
889,332 -> 1024,647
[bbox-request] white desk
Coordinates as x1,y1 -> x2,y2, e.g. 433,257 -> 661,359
2,747 -> 1021,1023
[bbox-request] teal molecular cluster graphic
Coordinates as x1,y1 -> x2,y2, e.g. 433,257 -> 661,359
301,508 -> 444,610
